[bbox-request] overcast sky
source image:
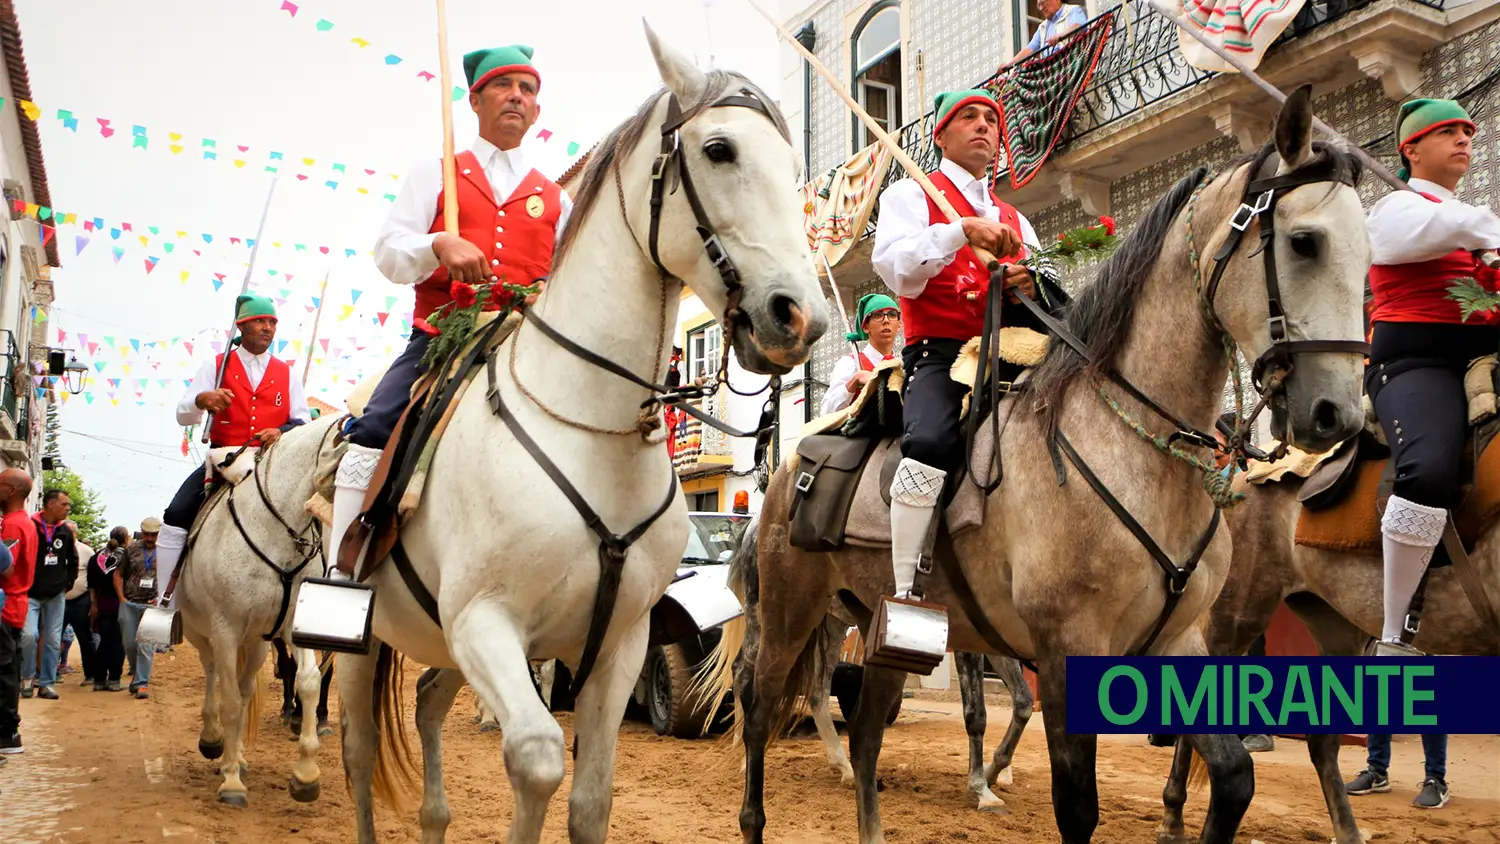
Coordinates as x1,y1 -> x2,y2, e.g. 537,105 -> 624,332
22,0 -> 783,530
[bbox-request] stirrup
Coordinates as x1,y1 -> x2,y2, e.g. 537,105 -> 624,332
291,577 -> 376,654
1364,638 -> 1425,657
137,605 -> 183,647
864,595 -> 948,676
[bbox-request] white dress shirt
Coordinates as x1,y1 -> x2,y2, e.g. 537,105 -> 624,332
872,157 -> 1040,299
1367,177 -> 1500,266
820,344 -> 898,415
374,136 -> 575,286
177,347 -> 311,428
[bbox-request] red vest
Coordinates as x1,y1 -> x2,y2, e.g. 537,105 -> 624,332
209,352 -> 293,447
852,347 -> 894,372
900,171 -> 1026,343
1368,192 -> 1499,327
414,150 -> 565,332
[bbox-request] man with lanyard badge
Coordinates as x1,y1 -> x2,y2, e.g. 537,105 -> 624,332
118,518 -> 164,699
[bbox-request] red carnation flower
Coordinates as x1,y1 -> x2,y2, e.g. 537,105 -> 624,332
1099,215 -> 1117,236
451,281 -> 478,309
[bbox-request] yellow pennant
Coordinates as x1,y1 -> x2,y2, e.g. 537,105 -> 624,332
176,230 -> 187,238
24,203 -> 37,217
357,187 -> 369,194
122,363 -> 132,375
351,37 -> 370,47
339,305 -> 354,320
139,235 -> 149,247
272,241 -> 282,248
234,159 -> 246,168
180,271 -> 189,283
18,100 -> 39,121
170,144 -> 184,155
169,132 -> 183,142
302,157 -> 315,166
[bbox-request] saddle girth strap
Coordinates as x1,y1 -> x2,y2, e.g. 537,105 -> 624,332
391,540 -> 442,628
1054,429 -> 1222,656
225,490 -> 316,641
486,350 -> 680,699
931,526 -> 1038,672
1439,518 -> 1500,644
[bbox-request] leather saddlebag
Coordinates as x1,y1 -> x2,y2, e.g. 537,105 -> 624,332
789,434 -> 880,551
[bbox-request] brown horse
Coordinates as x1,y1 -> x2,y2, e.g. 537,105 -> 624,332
1164,466 -> 1500,844
706,88 -> 1375,843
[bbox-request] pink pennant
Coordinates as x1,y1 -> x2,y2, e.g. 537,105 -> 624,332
231,237 -> 241,245
122,222 -> 133,231
280,0 -> 298,16
417,71 -> 435,81
58,329 -> 67,343
537,129 -> 553,142
319,246 -> 329,255
319,339 -> 330,353
364,169 -> 375,175
88,342 -> 99,356
83,219 -> 96,232
184,341 -> 194,357
296,174 -> 308,181
237,145 -> 249,152
97,118 -> 114,138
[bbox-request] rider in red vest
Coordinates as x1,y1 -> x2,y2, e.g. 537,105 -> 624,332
820,293 -> 902,416
1364,99 -> 1500,659
158,295 -> 310,604
868,88 -> 1066,671
329,44 -> 573,583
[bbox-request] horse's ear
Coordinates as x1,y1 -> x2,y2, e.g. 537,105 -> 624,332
643,19 -> 707,104
1274,84 -> 1314,171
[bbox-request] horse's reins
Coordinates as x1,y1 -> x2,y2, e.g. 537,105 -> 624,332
1015,144 -> 1366,656
475,86 -> 787,699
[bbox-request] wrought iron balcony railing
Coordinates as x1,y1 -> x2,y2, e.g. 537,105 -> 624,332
864,0 -> 1443,229
0,330 -> 31,441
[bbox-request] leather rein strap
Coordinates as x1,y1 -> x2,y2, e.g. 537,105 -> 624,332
486,350 -> 679,699
227,439 -> 326,641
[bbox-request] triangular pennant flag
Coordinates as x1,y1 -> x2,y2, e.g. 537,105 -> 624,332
213,279 -> 224,291
350,289 -> 363,304
85,394 -> 94,404
111,246 -> 124,263
74,235 -> 88,256
276,340 -> 288,354
144,257 -> 158,274
184,341 -> 194,357
138,235 -> 148,247
179,270 -> 189,283
452,86 -> 464,102
376,312 -> 390,325
340,305 -> 354,320
94,362 -> 105,373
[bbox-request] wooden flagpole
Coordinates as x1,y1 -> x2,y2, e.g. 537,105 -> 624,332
436,0 -> 459,236
819,254 -> 863,357
301,270 -> 331,387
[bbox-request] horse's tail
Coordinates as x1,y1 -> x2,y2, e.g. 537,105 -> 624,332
369,643 -> 420,812
689,513 -> 833,749
1187,747 -> 1210,792
688,517 -> 759,734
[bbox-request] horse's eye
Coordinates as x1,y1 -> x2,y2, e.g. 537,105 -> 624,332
1289,231 -> 1320,260
704,139 -> 736,163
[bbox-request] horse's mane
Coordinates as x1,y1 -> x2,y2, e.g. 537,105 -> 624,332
553,70 -> 790,270
1027,139 -> 1364,416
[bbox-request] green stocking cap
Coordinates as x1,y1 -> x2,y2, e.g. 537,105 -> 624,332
846,292 -> 899,342
235,294 -> 277,324
1394,98 -> 1475,181
463,45 -> 540,93
933,89 -> 999,142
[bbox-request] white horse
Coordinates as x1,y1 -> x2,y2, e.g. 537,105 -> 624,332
334,25 -> 827,844
175,415 -> 342,806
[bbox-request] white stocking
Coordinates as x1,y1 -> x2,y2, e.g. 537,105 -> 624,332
889,457 -> 946,597
156,525 -> 187,606
1379,495 -> 1447,642
328,444 -> 381,581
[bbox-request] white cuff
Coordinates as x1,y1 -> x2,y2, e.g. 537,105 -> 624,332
936,221 -> 968,257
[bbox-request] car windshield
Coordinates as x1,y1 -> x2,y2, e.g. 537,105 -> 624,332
682,513 -> 750,565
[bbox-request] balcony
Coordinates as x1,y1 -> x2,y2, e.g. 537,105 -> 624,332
669,392 -> 734,477
867,0 -> 1448,219
0,330 -> 33,465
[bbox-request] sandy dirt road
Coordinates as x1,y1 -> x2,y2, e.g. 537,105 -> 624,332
2,651 -> 1497,843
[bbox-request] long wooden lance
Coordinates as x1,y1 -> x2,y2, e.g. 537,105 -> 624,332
436,0 -> 459,237
301,270 -> 331,387
1141,0 -> 1499,268
201,176 -> 278,445
744,0 -> 1007,271
819,254 -> 863,356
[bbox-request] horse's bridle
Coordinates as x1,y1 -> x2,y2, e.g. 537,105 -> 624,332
1193,141 -> 1370,459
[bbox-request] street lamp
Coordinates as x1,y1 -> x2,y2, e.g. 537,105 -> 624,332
62,355 -> 86,395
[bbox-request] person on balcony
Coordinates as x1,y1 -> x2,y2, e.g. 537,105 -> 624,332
819,293 -> 902,416
1000,0 -> 1089,70
868,88 -> 1064,673
1364,98 -> 1500,657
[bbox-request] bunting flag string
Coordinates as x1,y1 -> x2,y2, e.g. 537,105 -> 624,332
14,201 -> 372,259
270,0 -> 590,160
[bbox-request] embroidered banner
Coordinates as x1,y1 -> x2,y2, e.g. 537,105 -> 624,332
800,142 -> 893,268
987,12 -> 1114,190
1178,0 -> 1307,72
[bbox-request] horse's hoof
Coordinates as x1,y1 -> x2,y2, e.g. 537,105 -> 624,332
992,765 -> 1014,787
976,790 -> 1010,814
199,739 -> 224,760
288,717 -> 303,735
1156,830 -> 1188,844
218,791 -> 249,808
317,720 -> 334,737
478,721 -> 501,733
288,776 -> 321,803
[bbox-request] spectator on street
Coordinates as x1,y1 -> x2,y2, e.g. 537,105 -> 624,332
0,467 -> 36,754
1346,734 -> 1450,809
58,522 -> 96,686
116,517 -> 161,699
89,526 -> 130,692
21,489 -> 76,701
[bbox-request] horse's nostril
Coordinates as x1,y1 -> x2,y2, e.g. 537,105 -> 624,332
1312,399 -> 1342,435
770,294 -> 797,329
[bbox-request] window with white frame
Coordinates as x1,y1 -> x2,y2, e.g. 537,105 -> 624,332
686,322 -> 722,382
853,3 -> 901,151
